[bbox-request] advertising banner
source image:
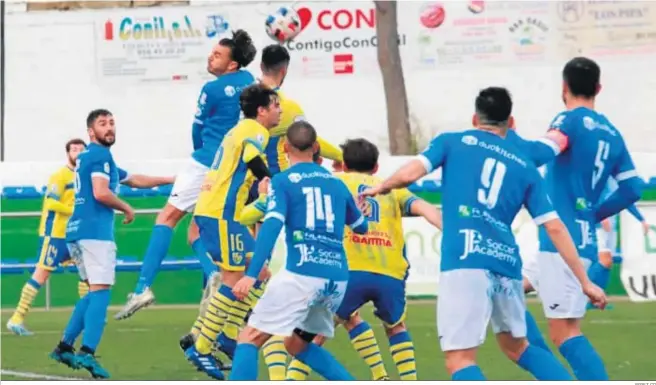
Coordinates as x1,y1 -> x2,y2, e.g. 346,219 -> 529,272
620,204 -> 656,302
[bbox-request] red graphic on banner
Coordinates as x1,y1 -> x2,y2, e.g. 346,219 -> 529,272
104,20 -> 114,40
333,54 -> 354,74
297,7 -> 376,31
419,3 -> 446,29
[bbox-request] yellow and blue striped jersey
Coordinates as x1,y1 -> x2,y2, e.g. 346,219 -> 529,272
338,172 -> 417,280
39,166 -> 76,238
195,119 -> 269,221
264,89 -> 342,175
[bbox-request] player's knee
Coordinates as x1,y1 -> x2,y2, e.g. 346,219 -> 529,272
496,333 -> 528,362
237,326 -> 269,347
342,313 -> 363,331
312,334 -> 327,346
285,329 -> 317,356
31,268 -> 51,285
444,349 -> 477,375
384,322 -> 407,337
547,318 -> 582,347
155,204 -> 186,227
187,221 -> 200,246
522,278 -> 534,294
598,251 -> 613,268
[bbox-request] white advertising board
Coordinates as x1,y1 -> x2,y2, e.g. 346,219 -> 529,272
620,204 -> 656,302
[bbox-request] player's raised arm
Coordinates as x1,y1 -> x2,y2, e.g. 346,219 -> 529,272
524,170 -> 607,308
120,168 -> 175,188
44,173 -> 74,215
91,162 -> 135,224
595,145 -> 643,222
523,112 -> 576,167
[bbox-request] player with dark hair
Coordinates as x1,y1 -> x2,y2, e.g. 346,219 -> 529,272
7,138 -> 87,336
500,57 -> 642,380
228,121 -> 367,381
116,30 -> 258,320
362,87 -> 606,380
49,109 -> 173,379
286,137 -> 441,381
183,84 -> 281,380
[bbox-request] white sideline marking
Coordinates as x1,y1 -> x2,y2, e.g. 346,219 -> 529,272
0,369 -> 84,380
1,327 -> 151,336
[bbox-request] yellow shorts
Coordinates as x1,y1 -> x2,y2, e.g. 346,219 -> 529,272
194,216 -> 255,272
37,236 -> 71,271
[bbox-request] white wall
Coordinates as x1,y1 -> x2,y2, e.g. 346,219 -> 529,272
3,1 -> 656,163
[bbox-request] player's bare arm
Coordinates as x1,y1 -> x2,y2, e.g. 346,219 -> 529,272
361,159 -> 428,197
541,218 -> 607,308
409,199 -> 443,230
92,176 -> 135,224
122,175 -> 175,188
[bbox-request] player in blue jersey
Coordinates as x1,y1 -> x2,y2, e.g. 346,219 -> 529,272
362,87 -> 606,381
514,58 -> 643,380
48,109 -> 174,378
116,30 -> 257,320
224,121 -> 368,381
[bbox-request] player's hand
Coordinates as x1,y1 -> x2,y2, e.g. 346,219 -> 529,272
122,206 -> 136,224
233,276 -> 256,300
582,281 -> 607,310
332,160 -> 344,172
357,198 -> 372,217
258,177 -> 271,195
601,218 -> 612,232
642,221 -> 650,236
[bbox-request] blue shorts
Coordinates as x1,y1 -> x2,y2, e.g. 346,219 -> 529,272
195,216 -> 255,272
37,236 -> 72,271
336,271 -> 407,327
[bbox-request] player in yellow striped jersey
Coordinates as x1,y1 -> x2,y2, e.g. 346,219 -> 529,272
7,139 -> 89,336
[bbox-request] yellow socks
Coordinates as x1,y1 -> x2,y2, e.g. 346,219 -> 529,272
262,335 -> 288,380
286,358 -> 312,380
349,322 -> 388,380
9,279 -> 41,325
389,331 -> 417,380
195,285 -> 234,354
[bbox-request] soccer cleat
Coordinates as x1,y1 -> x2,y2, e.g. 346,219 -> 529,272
6,320 -> 33,336
199,271 -> 222,316
75,352 -> 110,379
180,333 -> 196,352
49,346 -> 80,370
114,288 -> 156,320
184,345 -> 226,380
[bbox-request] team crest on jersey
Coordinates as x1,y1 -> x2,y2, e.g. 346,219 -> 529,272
288,173 -> 302,183
583,116 -> 595,130
103,162 -> 110,173
256,134 -> 265,145
224,85 -> 236,97
462,135 -> 478,146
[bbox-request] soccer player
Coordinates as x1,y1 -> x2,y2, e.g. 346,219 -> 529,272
49,109 -> 174,378
6,139 -> 87,336
116,30 -> 257,320
228,121 -> 368,381
361,87 -> 607,381
183,84 -> 281,379
514,57 -> 643,380
285,138 -> 442,381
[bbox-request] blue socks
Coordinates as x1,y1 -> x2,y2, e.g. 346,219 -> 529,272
193,239 -> 218,279
588,262 -> 611,290
517,345 -> 572,380
135,225 -> 173,294
525,310 -> 552,353
81,289 -> 111,353
230,343 -> 260,380
62,294 -> 90,345
559,335 -> 609,380
296,343 -> 355,380
452,365 -> 485,380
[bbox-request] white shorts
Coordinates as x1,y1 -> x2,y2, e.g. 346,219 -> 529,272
537,252 -> 593,319
248,270 -> 347,338
521,253 -> 540,292
68,240 -> 117,285
596,228 -> 616,253
168,158 -> 209,212
437,269 -> 526,352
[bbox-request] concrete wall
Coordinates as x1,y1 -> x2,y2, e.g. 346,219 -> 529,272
3,1 -> 656,163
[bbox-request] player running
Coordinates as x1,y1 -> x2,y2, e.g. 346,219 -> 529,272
362,87 -> 607,380
49,109 -> 174,379
115,30 -> 257,320
228,121 -> 368,381
7,139 -> 88,336
284,138 -> 442,381
182,84 -> 281,378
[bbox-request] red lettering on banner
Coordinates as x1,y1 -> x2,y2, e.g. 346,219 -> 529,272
316,9 -> 375,30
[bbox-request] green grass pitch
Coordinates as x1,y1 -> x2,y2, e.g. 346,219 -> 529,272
2,301 -> 656,380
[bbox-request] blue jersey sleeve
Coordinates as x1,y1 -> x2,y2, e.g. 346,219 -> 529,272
418,133 -> 451,173
264,176 -> 288,222
343,186 -> 367,234
118,167 -> 130,183
89,153 -> 112,180
611,143 -> 638,182
524,170 -> 558,226
192,83 -> 220,150
595,143 -> 643,221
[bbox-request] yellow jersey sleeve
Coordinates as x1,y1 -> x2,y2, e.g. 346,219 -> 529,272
237,194 -> 267,226
394,188 -> 419,216
44,171 -> 73,215
317,137 -> 343,162
241,130 -> 269,163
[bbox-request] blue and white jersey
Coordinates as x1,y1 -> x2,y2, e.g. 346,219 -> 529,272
66,143 -> 129,242
538,107 -> 638,259
265,163 -> 367,281
598,177 -> 644,229
419,129 -> 556,279
192,70 -> 255,167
